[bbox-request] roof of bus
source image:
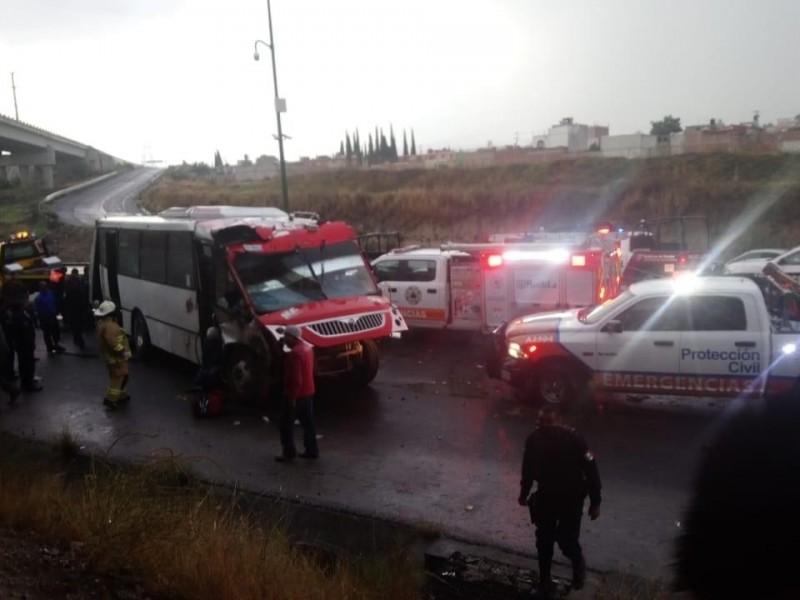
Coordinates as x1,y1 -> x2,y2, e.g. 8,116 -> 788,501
95,210 -> 351,244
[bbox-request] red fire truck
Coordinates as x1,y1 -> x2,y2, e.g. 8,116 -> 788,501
90,206 -> 407,402
371,230 -> 623,332
619,215 -> 709,287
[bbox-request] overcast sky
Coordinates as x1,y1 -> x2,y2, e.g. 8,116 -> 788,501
1,0 -> 797,166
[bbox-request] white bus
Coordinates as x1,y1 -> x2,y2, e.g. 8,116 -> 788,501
90,205 -> 406,401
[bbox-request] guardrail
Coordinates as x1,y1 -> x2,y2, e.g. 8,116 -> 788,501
39,171 -> 120,207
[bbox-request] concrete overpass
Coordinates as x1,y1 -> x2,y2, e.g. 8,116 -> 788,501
0,112 -> 124,189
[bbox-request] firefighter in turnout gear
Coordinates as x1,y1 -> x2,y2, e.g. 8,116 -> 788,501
518,406 -> 602,598
93,301 -> 131,410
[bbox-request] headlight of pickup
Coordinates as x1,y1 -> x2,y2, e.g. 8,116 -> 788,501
508,341 -> 538,359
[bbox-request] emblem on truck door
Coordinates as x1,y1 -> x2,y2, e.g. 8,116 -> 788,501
405,286 -> 422,305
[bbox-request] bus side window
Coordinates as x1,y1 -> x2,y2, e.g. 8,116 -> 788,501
167,233 -> 194,289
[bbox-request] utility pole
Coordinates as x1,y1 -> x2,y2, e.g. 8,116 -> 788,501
253,0 -> 289,212
11,72 -> 19,120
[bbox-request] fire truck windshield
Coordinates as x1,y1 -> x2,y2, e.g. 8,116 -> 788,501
233,240 -> 378,314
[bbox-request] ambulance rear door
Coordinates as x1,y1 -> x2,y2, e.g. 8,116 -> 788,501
448,255 -> 482,330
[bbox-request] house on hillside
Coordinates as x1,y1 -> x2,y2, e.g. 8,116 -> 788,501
530,118 -> 609,152
600,133 -> 660,158
232,154 -> 279,181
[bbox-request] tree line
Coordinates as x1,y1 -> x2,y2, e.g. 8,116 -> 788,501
338,126 -> 418,166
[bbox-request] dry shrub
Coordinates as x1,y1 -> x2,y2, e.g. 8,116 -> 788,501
0,446 -> 423,600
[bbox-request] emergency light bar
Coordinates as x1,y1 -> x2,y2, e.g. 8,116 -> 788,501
571,254 -> 586,267
10,231 -> 33,241
487,254 -> 503,267
502,249 -> 570,263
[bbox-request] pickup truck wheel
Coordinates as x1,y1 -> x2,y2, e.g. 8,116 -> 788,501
535,364 -> 575,406
130,311 -> 151,360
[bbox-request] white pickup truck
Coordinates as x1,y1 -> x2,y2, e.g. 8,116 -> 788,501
488,275 -> 800,406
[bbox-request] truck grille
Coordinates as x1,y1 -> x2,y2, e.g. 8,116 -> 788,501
308,312 -> 385,337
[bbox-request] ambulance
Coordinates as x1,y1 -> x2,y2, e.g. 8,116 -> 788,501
371,230 -> 623,332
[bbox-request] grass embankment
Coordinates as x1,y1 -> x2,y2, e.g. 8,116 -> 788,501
0,431 -> 424,600
0,428 -> 673,600
0,184 -> 92,262
144,153 -> 800,259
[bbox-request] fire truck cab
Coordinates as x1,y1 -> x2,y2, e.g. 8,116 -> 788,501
619,215 -> 709,287
372,231 -> 623,332
371,247 -> 482,330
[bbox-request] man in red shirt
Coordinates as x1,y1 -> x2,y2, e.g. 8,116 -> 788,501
275,325 -> 319,463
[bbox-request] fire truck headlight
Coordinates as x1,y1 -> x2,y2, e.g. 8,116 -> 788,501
782,343 -> 797,355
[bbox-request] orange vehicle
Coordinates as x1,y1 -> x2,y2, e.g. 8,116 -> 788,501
0,230 -> 63,296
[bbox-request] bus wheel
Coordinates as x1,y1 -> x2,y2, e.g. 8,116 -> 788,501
131,311 -> 151,360
353,339 -> 379,386
224,347 -> 264,404
534,362 -> 575,407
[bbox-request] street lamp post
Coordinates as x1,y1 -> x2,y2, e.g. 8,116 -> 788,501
254,0 -> 289,212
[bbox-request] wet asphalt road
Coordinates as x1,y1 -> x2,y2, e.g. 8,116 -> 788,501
0,326 -> 727,582
47,168 -> 161,226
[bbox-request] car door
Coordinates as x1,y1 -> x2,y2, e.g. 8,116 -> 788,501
396,258 -> 447,327
594,294 -> 686,394
371,257 -> 447,328
679,294 -> 766,398
371,258 -> 401,304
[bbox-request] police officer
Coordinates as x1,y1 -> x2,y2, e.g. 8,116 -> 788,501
518,406 -> 601,597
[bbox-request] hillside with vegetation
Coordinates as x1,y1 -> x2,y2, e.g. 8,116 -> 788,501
3,153 -> 800,263
144,153 -> 800,260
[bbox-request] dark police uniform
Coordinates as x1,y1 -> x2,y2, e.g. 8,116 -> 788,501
519,421 -> 601,593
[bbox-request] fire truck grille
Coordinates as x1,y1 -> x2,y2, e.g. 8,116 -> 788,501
308,313 -> 385,337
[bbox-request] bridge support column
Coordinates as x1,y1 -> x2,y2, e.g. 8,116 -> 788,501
0,146 -> 56,189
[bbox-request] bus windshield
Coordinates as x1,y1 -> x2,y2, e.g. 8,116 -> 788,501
233,240 -> 379,314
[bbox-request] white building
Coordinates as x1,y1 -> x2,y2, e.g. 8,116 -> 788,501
600,133 -> 659,159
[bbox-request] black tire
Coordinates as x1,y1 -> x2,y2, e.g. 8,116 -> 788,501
534,362 -> 576,406
353,339 -> 379,386
130,311 -> 151,360
223,346 -> 269,405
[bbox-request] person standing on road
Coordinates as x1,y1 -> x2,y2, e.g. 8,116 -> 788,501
7,299 -> 42,392
93,300 -> 131,410
0,309 -> 20,405
62,268 -> 89,351
518,406 -> 601,597
275,325 -> 319,463
33,282 -> 65,356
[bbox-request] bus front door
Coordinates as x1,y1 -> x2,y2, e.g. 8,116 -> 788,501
102,230 -> 121,307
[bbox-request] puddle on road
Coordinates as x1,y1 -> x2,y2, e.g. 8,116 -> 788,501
425,551 -> 571,599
